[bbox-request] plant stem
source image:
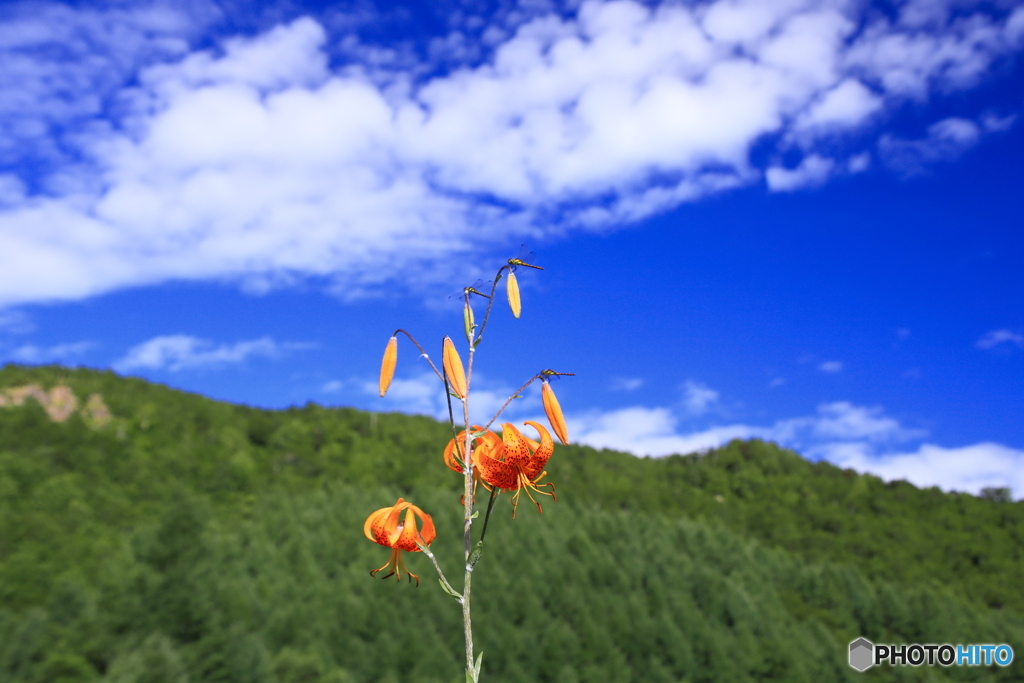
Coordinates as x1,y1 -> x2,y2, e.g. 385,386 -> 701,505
474,266 -> 509,344
418,543 -> 461,601
479,488 -> 500,543
394,328 -> 445,384
462,338 -> 477,681
483,374 -> 542,431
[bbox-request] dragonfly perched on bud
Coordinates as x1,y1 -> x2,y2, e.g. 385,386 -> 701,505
448,279 -> 492,303
538,370 -> 573,445
449,280 -> 492,342
539,369 -> 575,381
507,245 -> 544,272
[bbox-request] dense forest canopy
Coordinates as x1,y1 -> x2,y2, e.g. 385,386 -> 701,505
0,364 -> 1020,682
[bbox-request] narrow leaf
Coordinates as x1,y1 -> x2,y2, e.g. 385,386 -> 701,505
438,579 -> 463,601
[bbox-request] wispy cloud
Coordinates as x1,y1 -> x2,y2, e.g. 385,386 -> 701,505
114,335 -> 311,372
0,1 -> 1021,306
0,1 -> 216,174
609,376 -> 643,392
766,154 -> 836,192
8,340 -> 94,363
0,309 -> 34,334
976,329 -> 1024,350
879,117 -> 992,176
775,401 -> 926,443
682,380 -> 719,415
818,360 -> 843,373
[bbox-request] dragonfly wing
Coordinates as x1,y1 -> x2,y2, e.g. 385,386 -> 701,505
451,279 -> 492,301
516,244 -> 536,265
508,244 -> 541,270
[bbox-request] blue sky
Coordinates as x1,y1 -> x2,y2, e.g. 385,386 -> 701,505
1,0 -> 1022,497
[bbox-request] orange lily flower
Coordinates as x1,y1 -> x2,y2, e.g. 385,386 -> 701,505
443,426 -> 495,504
363,498 -> 436,585
445,422 -> 557,517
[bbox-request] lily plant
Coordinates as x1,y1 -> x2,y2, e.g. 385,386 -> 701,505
366,249 -> 572,682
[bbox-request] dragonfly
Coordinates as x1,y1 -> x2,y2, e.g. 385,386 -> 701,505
539,369 -> 575,381
448,279 -> 493,303
507,244 -> 544,271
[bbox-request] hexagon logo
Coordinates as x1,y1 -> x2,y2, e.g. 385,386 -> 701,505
849,638 -> 874,671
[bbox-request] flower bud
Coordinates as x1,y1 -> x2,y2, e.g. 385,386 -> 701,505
463,301 -> 475,342
542,379 -> 569,445
443,336 -> 467,399
379,336 -> 398,397
506,270 -> 521,318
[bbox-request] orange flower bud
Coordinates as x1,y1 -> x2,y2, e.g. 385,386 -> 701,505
443,336 -> 467,399
379,336 -> 398,397
506,270 -> 521,318
542,379 -> 569,445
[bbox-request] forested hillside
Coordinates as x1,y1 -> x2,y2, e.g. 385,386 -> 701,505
0,364 -> 1021,683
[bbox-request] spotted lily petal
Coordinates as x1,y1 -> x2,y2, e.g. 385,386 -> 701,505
500,423 -> 532,467
461,424 -> 558,517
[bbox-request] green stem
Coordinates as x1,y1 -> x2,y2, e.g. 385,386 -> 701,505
479,488 -> 500,543
394,328 -> 445,385
483,374 -> 542,432
474,266 -> 510,344
418,543 -> 461,601
462,340 -> 477,680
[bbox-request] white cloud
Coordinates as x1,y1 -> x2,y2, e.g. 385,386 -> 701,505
0,175 -> 26,205
794,78 -> 883,133
782,401 -> 926,442
572,405 -> 764,456
0,1 -> 1021,306
826,442 -> 1024,499
367,370 -> 537,424
0,2 -> 214,172
847,151 -> 871,173
8,340 -> 94,363
682,379 -> 719,414
610,376 -> 644,391
766,154 -> 836,192
371,373 -> 446,417
114,334 -> 310,372
818,360 -> 843,373
879,116 -> 985,174
981,111 -> 1017,133
976,329 -> 1024,350
568,398 -> 1017,497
